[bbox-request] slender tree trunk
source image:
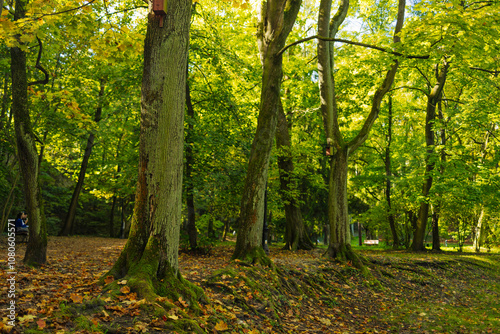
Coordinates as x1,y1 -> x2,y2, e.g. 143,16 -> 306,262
104,1 -> 204,308
109,195 -> 117,237
0,172 -> 19,232
185,70 -> 197,250
432,101 -> 447,251
11,0 -> 47,265
276,101 -> 313,251
473,209 -> 485,252
1,70 -> 9,131
233,0 -> 302,264
412,61 -> 449,251
385,95 -> 399,248
59,79 -> 104,236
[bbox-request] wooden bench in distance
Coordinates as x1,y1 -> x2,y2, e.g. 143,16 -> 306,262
363,240 -> 379,246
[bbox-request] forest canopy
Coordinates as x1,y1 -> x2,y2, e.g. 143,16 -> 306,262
1,0 -> 500,254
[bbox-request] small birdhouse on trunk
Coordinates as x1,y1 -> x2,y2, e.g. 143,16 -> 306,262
153,0 -> 167,27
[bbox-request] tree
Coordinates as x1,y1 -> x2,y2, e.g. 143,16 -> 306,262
10,0 -> 48,265
411,60 -> 449,251
317,0 -> 405,261
104,0 -> 204,309
233,0 -> 302,264
276,100 -> 314,250
59,79 -> 104,236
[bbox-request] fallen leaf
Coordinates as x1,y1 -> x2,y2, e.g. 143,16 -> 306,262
70,293 -> 83,303
104,276 -> 114,284
37,319 -> 46,329
215,321 -> 229,331
118,279 -> 128,285
120,286 -> 131,294
168,315 -> 179,320
18,314 -> 36,323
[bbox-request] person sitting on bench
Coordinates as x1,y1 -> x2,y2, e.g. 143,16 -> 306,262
15,211 -> 29,233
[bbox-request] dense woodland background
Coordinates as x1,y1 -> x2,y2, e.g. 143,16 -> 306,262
1,0 -> 500,251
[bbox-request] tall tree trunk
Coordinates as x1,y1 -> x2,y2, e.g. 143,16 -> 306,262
59,79 -> 104,236
233,0 -> 302,264
185,69 -> 197,250
318,0 -> 404,262
385,95 -> 400,248
412,61 -> 449,251
276,101 -> 314,251
104,0 -> 204,307
11,0 -> 47,265
432,100 -> 446,251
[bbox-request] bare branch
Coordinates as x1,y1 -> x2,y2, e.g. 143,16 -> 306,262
277,34 -> 429,59
28,37 -> 49,87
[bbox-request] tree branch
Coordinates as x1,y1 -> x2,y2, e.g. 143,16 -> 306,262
277,34 -> 429,59
27,0 -> 97,21
28,37 -> 49,87
470,67 -> 499,77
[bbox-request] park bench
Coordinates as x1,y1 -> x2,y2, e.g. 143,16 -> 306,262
7,219 -> 29,243
363,239 -> 379,246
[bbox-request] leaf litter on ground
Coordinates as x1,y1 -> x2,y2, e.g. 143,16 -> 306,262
0,237 -> 499,333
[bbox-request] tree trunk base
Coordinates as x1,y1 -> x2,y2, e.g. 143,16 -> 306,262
283,236 -> 315,251
232,246 -> 272,267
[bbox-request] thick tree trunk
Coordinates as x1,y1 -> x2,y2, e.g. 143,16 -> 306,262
412,61 -> 449,251
326,147 -> 352,259
385,96 -> 400,248
59,79 -> 104,236
105,1 -> 204,308
276,102 -> 314,251
185,69 -> 198,250
233,0 -> 302,264
11,0 -> 47,266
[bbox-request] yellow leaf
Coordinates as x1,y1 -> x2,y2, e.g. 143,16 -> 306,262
214,321 -> 229,331
70,294 -> 83,304
18,314 -> 36,323
118,280 -> 128,285
120,286 -> 131,294
168,315 -> 179,320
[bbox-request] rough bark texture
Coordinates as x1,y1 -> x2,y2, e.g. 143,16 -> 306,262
276,102 -> 314,251
60,80 -> 104,236
233,0 -> 302,264
432,101 -> 446,251
385,96 -> 400,248
105,1 -> 203,309
11,0 -> 47,266
411,61 -> 449,251
185,72 -> 198,250
318,0 -> 405,261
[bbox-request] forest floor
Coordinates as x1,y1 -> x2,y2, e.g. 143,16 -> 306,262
0,237 -> 499,334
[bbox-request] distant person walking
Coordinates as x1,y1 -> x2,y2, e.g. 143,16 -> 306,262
15,211 -> 29,233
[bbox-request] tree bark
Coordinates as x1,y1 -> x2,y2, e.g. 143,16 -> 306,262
11,0 -> 47,266
105,0 -> 204,307
233,0 -> 302,264
59,79 -> 104,236
411,61 -> 449,251
276,101 -> 314,251
318,0 -> 405,261
385,95 -> 400,248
